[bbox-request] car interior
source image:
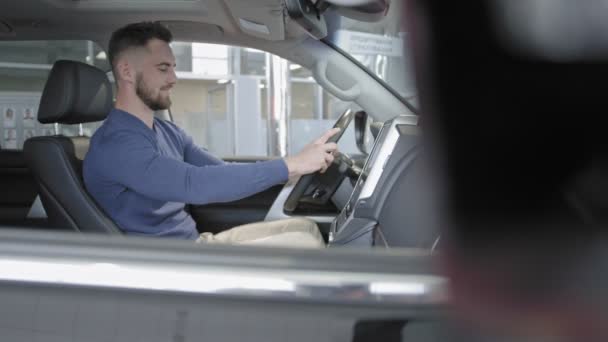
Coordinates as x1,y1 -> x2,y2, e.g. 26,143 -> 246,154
3,1 -> 608,341
0,0 -> 439,250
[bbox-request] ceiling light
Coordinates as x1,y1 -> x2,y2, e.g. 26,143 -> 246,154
96,51 -> 107,60
217,79 -> 230,84
289,64 -> 302,71
239,18 -> 270,35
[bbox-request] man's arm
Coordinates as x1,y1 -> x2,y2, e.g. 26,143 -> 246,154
99,132 -> 288,205
174,125 -> 224,167
178,125 -> 340,178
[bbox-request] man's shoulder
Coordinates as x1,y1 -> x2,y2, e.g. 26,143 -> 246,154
154,117 -> 182,133
92,120 -> 153,147
154,118 -> 190,145
87,123 -> 155,167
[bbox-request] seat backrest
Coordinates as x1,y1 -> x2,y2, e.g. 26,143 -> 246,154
23,60 -> 121,234
25,136 -> 120,233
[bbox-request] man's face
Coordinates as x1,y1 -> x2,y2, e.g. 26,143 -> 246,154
134,39 -> 177,111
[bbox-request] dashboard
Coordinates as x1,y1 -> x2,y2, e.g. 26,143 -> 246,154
266,114 -> 435,249
329,114 -> 430,247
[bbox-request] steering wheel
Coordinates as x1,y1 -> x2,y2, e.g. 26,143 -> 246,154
284,108 -> 356,213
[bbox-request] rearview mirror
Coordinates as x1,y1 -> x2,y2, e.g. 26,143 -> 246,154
286,0 -> 328,39
286,0 -> 390,40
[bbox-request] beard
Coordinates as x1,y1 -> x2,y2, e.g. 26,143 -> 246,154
135,73 -> 172,111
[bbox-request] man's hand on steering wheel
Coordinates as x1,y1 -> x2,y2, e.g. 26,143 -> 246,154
283,109 -> 355,213
284,128 -> 340,178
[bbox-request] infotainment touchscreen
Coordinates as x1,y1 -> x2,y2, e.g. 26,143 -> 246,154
330,114 -> 420,244
342,120 -> 392,216
341,116 -> 420,217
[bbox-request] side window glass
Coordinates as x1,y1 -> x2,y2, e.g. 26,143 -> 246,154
170,42 -> 359,159
0,41 -> 109,150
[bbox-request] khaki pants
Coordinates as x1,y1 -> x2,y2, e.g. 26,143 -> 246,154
196,218 -> 325,248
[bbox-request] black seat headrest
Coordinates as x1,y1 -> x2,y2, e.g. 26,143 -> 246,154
38,60 -> 113,124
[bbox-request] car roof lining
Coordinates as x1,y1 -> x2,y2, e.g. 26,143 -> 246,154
0,0 -> 412,122
0,0 -> 299,42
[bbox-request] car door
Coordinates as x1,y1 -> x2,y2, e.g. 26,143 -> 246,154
0,229 -> 447,342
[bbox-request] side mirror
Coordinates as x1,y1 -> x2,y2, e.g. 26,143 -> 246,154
354,110 -> 369,154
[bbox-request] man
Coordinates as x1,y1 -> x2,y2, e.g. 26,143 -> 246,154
84,22 -> 338,248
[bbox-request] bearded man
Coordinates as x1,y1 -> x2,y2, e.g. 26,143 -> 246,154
84,22 -> 338,247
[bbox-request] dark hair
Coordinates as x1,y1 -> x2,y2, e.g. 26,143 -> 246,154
108,21 -> 172,71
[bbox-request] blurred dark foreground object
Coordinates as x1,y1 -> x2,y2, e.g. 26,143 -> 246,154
405,0 -> 608,340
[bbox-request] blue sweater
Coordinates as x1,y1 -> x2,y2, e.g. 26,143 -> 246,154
83,108 -> 288,239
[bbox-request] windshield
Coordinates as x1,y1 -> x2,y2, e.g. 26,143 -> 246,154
324,2 -> 417,107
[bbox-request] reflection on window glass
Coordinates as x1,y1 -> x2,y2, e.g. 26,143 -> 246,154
0,41 -> 109,71
0,40 -> 109,150
205,84 -> 233,157
171,42 -> 193,72
208,86 -> 227,117
260,80 -> 268,120
0,68 -> 48,92
193,43 -> 228,59
240,48 -> 266,76
0,39 -> 364,157
170,79 -> 217,148
291,83 -> 315,119
323,90 -> 356,120
191,43 -> 229,76
193,59 -> 228,76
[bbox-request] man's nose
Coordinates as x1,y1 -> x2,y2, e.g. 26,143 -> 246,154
168,68 -> 178,85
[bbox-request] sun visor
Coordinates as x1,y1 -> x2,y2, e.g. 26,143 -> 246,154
223,0 -> 286,40
159,21 -> 224,42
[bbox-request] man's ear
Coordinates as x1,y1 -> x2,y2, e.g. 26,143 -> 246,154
115,59 -> 135,84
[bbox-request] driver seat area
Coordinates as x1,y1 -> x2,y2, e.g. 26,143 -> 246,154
23,60 -> 121,234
